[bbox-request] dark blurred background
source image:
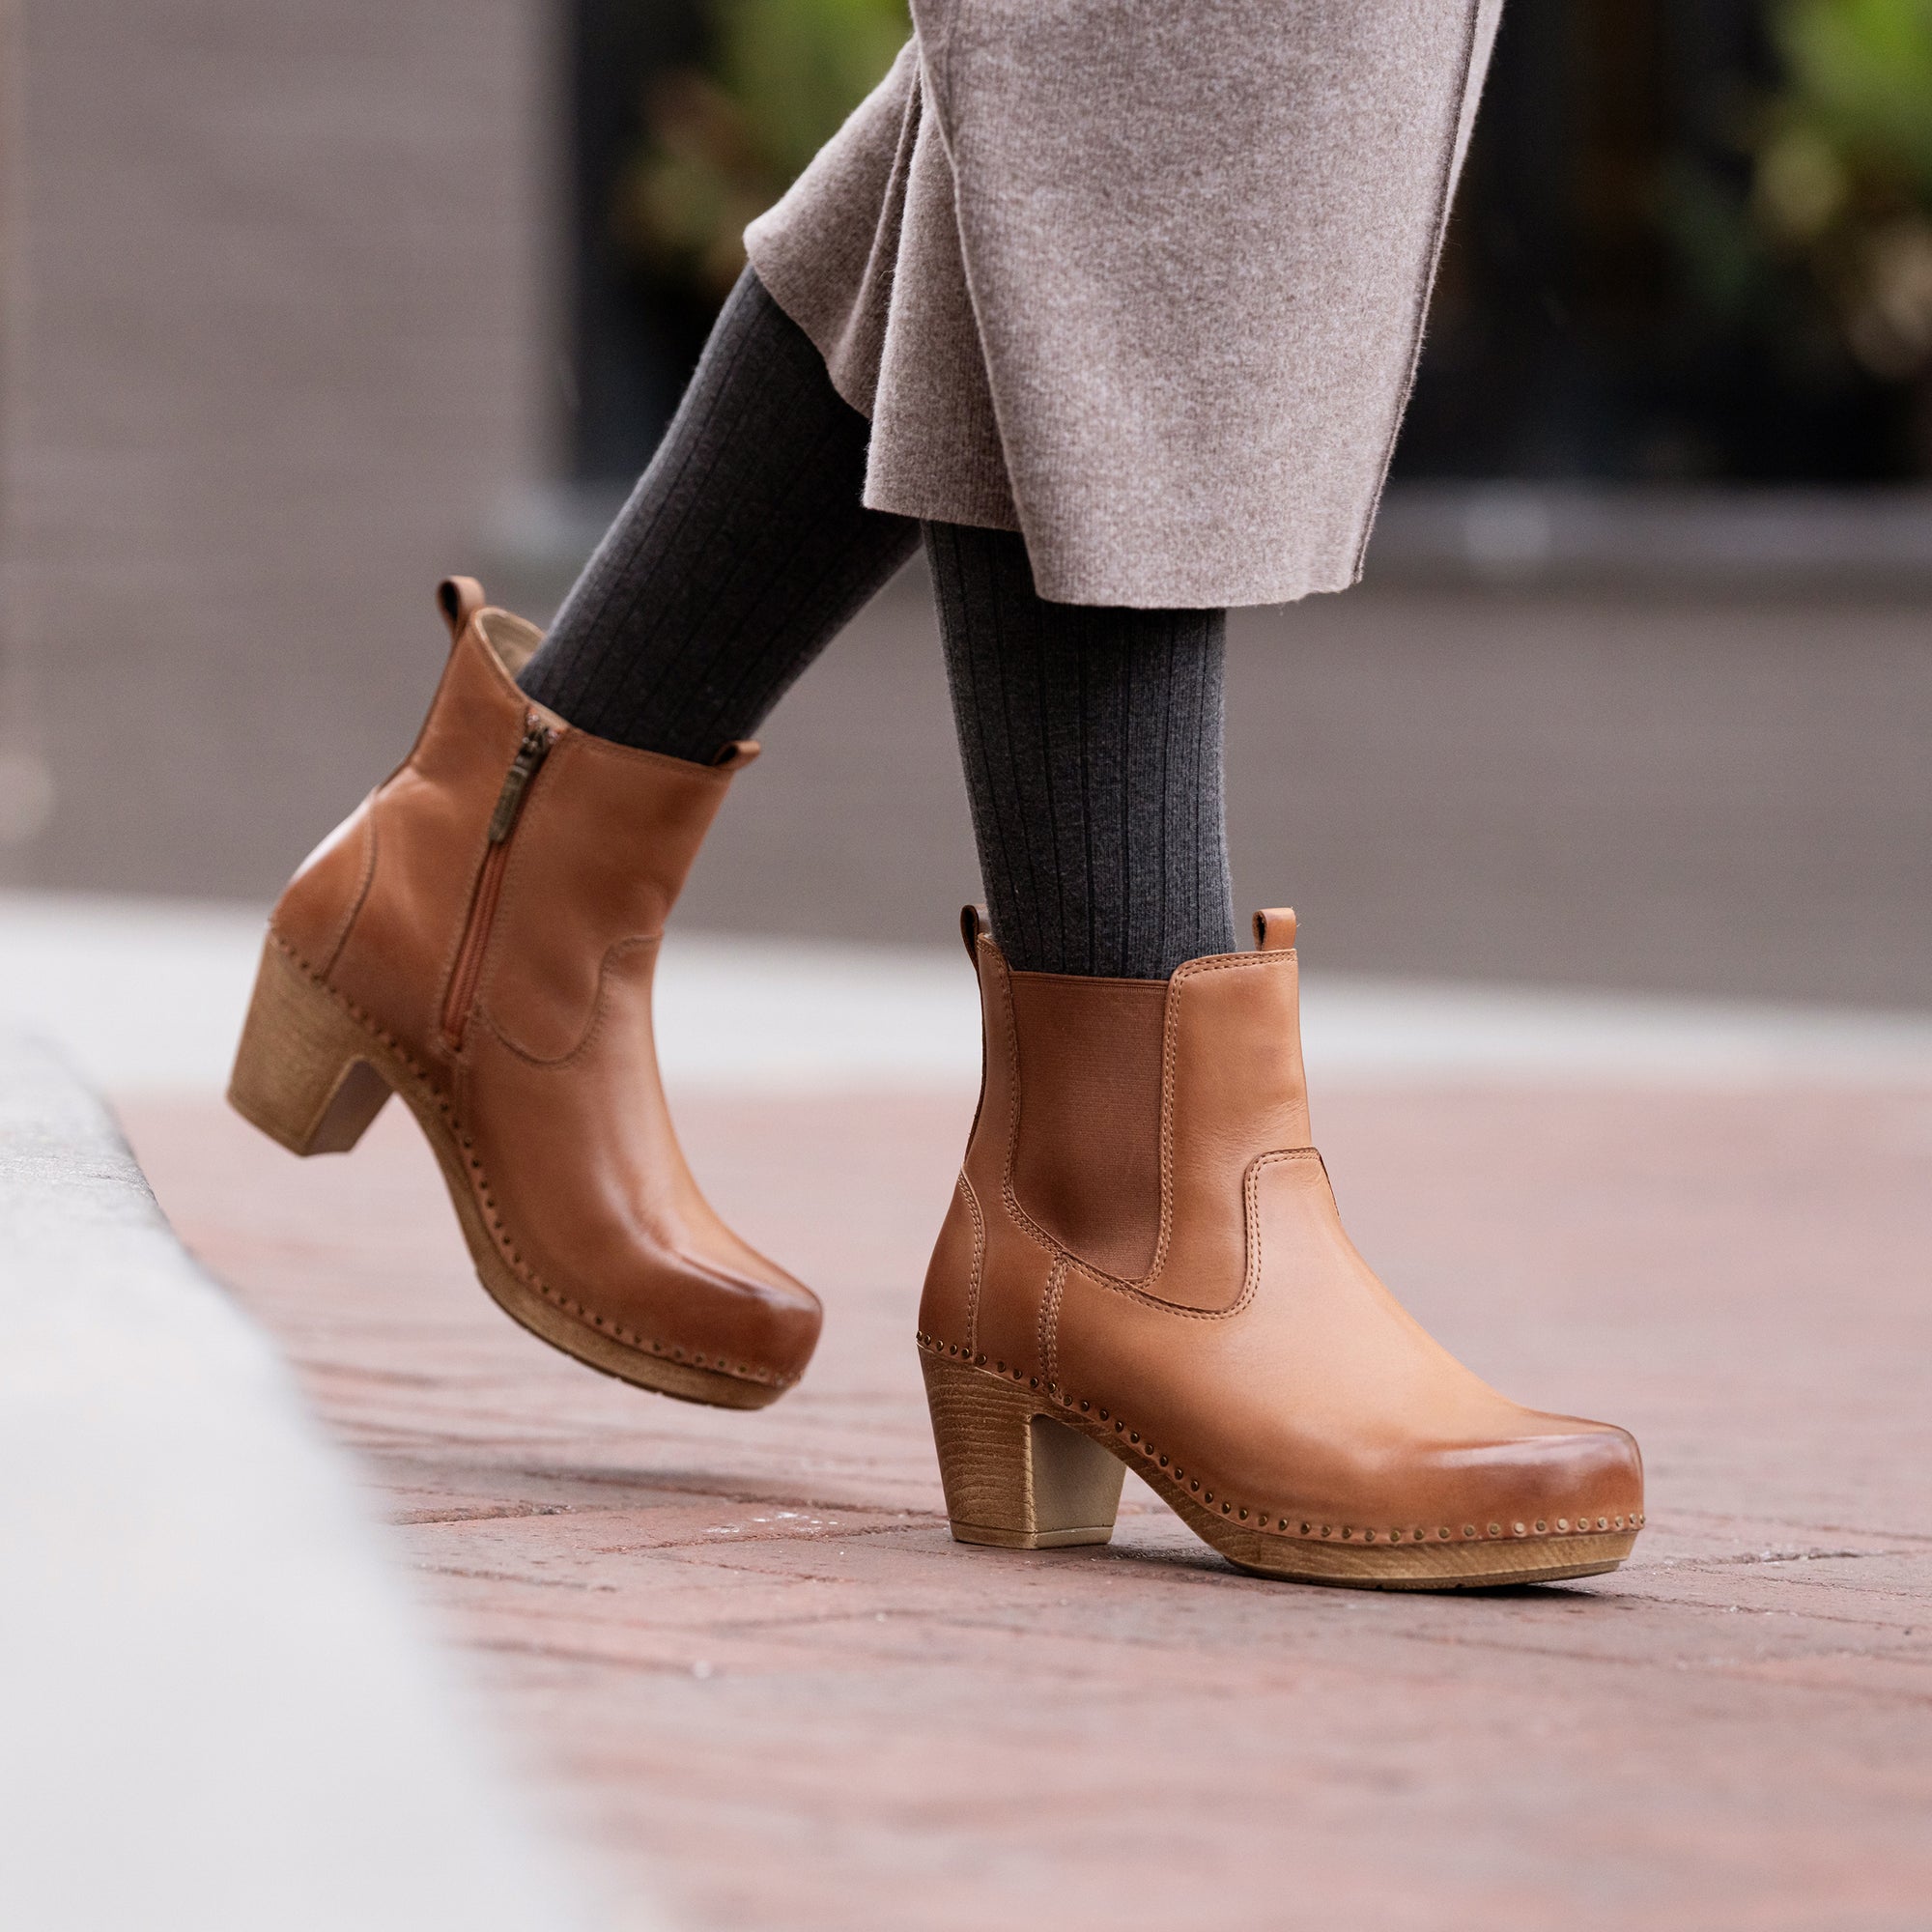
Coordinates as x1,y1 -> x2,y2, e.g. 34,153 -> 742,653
2,0 -> 1928,1003
570,0 -> 1932,486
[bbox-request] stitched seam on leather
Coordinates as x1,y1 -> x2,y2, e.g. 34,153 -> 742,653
913,1336 -> 1645,1548
480,932 -> 661,1069
960,934 -> 991,1154
993,949 -> 1059,1266
266,932 -> 790,1388
1168,950 -> 1296,981
1134,951 -> 1296,1305
959,1171 -> 985,1358
1037,1254 -> 1066,1386
1000,950 -> 1300,1309
1062,1147 -> 1321,1321
1238,1149 -> 1315,1317
572,733 -> 737,784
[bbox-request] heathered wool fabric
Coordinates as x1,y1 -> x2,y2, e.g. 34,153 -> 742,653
518,270 -> 918,761
747,0 -> 1505,609
927,521 -> 1235,980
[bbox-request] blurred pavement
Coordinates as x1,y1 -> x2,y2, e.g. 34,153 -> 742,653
122,1064 -> 1932,1932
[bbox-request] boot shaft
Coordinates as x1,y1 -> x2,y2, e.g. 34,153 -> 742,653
924,907 -> 1315,1356
270,578 -> 753,1067
917,904 -> 1645,1583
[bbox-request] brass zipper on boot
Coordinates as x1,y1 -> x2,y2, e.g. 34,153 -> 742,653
441,716 -> 554,1049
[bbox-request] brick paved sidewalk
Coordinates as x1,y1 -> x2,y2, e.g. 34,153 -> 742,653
124,1082 -> 1932,1932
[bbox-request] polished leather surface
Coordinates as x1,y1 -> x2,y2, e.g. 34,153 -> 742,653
920,913 -> 1643,1548
271,583 -> 820,1395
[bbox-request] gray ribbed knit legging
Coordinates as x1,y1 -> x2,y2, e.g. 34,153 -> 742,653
518,269 -> 1236,980
923,524 -> 1232,980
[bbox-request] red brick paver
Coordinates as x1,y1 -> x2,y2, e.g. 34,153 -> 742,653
123,1083 -> 1932,1932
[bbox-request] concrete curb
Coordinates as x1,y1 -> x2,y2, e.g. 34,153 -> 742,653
0,1035 -> 620,1932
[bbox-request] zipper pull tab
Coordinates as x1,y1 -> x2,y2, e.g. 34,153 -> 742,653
486,717 -> 554,843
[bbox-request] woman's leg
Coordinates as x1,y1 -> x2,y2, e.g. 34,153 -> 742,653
925,521 -> 1236,981
519,268 -> 919,759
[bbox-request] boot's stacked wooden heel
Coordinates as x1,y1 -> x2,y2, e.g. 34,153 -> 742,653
917,905 -> 1645,1590
920,1350 -> 1124,1548
228,939 -> 392,1156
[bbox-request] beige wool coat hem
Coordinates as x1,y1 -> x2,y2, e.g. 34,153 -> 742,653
747,3 -> 1504,611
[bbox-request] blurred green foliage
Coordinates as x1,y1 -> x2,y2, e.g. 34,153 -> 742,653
1674,0 -> 1932,388
620,0 -> 908,300
616,0 -> 1932,473
1753,0 -> 1932,378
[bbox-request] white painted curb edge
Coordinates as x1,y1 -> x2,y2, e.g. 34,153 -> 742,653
0,1034 -> 635,1932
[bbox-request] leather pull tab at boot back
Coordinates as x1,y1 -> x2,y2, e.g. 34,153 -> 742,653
960,904 -> 988,964
437,576 -> 487,640
1253,907 -> 1296,951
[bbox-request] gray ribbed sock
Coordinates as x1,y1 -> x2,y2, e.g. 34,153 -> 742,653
518,267 -> 919,760
925,521 -> 1236,980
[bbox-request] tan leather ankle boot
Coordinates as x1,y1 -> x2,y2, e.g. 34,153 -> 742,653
918,907 -> 1644,1587
229,579 -> 819,1408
